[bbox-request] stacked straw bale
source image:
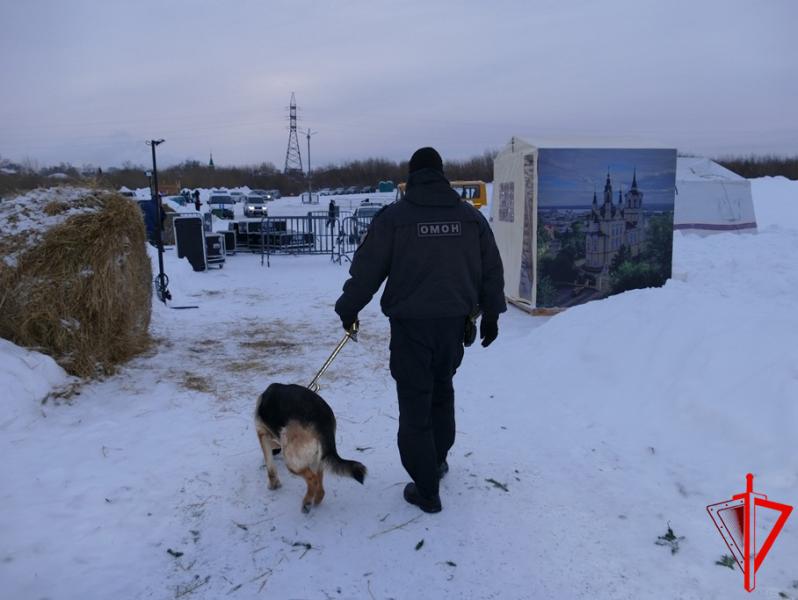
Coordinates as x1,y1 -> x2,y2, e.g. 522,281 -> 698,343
0,187 -> 152,377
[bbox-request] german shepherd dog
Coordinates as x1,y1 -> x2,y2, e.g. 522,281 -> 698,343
254,383 -> 367,512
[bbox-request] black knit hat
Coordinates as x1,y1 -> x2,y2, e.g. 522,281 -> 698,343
408,147 -> 443,175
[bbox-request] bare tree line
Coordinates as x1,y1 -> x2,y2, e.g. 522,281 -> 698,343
0,151 -> 497,196
2,151 -> 796,197
715,154 -> 798,180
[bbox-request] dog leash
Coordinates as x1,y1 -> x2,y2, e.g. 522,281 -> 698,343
307,322 -> 358,393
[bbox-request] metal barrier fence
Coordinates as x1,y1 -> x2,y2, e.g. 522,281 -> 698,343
225,212 -> 376,266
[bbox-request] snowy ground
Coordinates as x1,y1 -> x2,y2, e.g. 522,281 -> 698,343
1,178 -> 797,599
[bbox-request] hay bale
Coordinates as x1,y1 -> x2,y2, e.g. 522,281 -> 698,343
0,187 -> 152,377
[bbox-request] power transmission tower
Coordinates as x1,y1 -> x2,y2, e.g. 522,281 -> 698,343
283,92 -> 303,175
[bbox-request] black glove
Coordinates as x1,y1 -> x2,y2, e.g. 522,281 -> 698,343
339,313 -> 358,333
480,314 -> 498,348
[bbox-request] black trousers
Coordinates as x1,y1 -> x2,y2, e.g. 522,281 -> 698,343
389,317 -> 466,497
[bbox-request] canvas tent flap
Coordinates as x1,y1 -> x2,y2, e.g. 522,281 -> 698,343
491,137 -> 537,306
677,157 -> 745,181
675,179 -> 756,231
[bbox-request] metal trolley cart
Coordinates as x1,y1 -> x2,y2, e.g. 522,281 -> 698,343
204,232 -> 226,268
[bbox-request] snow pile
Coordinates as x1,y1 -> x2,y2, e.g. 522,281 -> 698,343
0,339 -> 71,408
450,194 -> 798,597
751,176 -> 798,229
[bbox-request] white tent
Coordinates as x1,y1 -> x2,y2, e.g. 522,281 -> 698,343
490,137 -> 536,306
490,137 -> 537,306
674,156 -> 756,233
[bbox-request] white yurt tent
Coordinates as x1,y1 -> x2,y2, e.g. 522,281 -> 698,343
674,157 -> 756,233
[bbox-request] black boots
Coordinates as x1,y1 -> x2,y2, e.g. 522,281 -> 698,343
403,483 -> 442,513
403,462 -> 448,513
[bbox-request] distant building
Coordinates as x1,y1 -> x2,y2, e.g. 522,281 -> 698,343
209,152 -> 215,169
584,170 -> 645,291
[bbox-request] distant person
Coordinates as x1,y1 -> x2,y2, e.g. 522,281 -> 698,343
334,146 -> 506,513
192,189 -> 201,212
327,198 -> 337,230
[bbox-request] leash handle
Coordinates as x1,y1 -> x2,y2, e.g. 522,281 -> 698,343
307,322 -> 359,393
347,320 -> 359,343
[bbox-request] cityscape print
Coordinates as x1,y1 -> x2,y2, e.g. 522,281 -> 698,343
533,148 -> 677,308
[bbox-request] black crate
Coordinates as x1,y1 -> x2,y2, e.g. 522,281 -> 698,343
174,215 -> 206,271
218,230 -> 236,255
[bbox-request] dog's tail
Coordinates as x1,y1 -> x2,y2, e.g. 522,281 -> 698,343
324,453 -> 367,484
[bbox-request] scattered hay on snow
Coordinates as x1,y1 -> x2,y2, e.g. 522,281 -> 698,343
0,186 -> 152,377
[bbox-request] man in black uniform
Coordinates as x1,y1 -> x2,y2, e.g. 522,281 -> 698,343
334,147 -> 506,513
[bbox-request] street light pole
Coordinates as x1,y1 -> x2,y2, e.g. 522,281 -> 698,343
146,138 -> 170,303
304,129 -> 317,203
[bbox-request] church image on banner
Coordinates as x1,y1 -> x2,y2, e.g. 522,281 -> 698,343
582,167 -> 647,295
491,139 -> 677,309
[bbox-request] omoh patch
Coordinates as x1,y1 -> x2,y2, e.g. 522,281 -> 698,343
417,222 -> 462,237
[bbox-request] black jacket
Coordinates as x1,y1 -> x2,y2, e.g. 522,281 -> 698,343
335,168 -> 506,320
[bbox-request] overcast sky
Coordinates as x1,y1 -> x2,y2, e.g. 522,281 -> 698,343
0,0 -> 795,170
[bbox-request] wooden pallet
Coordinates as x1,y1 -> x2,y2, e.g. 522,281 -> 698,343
507,297 -> 567,317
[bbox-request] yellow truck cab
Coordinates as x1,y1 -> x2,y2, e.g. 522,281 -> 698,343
395,180 -> 487,208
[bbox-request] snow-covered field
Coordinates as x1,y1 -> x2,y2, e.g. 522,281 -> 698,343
1,178 -> 797,599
